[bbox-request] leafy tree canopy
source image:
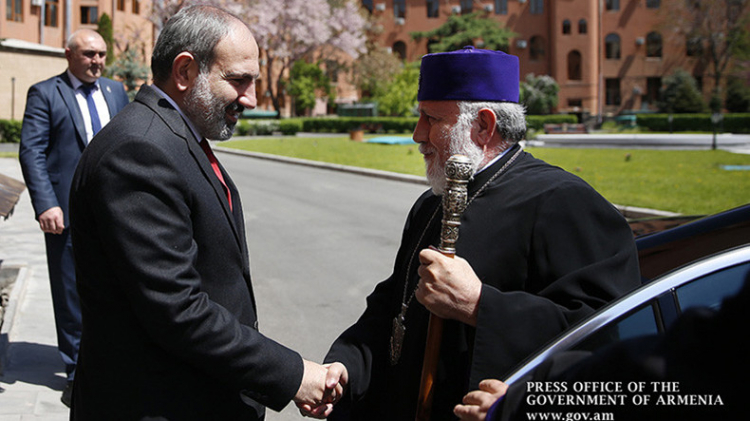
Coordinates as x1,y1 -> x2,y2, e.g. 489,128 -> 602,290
520,74 -> 559,115
288,60 -> 334,115
658,69 -> 706,113
411,11 -> 516,53
375,62 -> 420,117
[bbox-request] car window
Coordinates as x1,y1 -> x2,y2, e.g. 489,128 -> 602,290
572,302 -> 660,352
676,262 -> 749,312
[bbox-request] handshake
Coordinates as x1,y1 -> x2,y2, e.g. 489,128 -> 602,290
293,360 -> 349,418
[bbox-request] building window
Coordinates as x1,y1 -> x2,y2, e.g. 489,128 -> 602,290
646,0 -> 660,8
646,77 -> 661,105
579,19 -> 587,34
393,41 -> 406,60
427,0 -> 438,17
605,33 -> 621,59
686,36 -> 703,57
6,0 -> 23,22
605,78 -> 621,105
460,0 -> 473,14
568,50 -> 582,81
81,6 -> 98,24
394,0 -> 405,18
605,0 -> 619,11
117,0 -> 125,11
45,0 -> 59,27
362,0 -> 373,13
132,0 -> 140,14
495,0 -> 507,14
530,0 -> 543,15
530,36 -> 545,61
562,19 -> 571,35
568,99 -> 583,108
646,31 -> 662,58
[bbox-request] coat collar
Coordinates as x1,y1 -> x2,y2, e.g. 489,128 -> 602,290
133,85 -> 245,253
56,72 -> 87,148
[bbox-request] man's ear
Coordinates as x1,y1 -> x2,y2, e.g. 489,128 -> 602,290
173,52 -> 199,92
475,108 -> 498,147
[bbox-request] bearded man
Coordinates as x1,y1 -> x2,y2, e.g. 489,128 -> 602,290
69,5 -> 345,420
320,47 -> 640,420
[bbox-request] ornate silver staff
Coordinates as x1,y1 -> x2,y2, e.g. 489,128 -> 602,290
416,155 -> 473,421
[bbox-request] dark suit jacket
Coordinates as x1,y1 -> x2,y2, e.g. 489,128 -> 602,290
69,85 -> 304,420
19,71 -> 129,226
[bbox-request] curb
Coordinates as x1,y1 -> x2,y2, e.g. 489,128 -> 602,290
213,146 -> 675,219
214,146 -> 429,186
0,263 -> 29,376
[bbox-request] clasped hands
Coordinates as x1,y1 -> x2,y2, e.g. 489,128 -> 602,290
294,360 -> 348,418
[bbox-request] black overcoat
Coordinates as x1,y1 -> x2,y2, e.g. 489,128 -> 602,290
325,144 -> 641,420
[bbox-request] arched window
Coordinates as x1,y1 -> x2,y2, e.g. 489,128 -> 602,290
578,19 -> 587,34
530,36 -> 545,61
605,33 -> 620,59
646,31 -> 662,58
568,50 -> 582,81
562,19 -> 571,35
393,41 -> 407,60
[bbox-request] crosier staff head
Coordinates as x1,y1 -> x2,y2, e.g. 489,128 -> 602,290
439,155 -> 473,256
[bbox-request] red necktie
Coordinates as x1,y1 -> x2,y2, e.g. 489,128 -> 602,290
199,139 -> 232,211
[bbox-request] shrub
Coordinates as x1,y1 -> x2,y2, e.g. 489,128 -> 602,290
525,114 -> 578,131
636,113 -> 750,133
0,119 -> 22,143
279,119 -> 304,135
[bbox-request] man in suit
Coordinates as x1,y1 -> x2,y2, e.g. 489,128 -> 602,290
18,28 -> 129,406
69,5 -> 345,420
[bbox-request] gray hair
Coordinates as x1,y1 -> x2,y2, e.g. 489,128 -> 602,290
456,101 -> 527,144
151,5 -> 243,84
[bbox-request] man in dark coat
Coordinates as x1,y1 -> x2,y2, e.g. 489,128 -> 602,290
69,6 -> 343,420
320,47 -> 640,420
18,28 -> 129,406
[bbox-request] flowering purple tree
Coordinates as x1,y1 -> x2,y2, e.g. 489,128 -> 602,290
242,0 -> 366,115
150,0 -> 367,115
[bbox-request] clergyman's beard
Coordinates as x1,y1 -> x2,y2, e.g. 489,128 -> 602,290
424,117 -> 484,195
184,72 -> 241,141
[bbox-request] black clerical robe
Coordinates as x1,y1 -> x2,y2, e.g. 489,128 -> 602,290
325,144 -> 641,420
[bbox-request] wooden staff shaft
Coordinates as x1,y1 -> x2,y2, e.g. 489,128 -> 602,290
416,155 -> 472,421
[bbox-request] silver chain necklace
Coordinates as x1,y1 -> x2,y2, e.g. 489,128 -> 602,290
389,146 -> 523,365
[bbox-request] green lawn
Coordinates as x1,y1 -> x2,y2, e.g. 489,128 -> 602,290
223,135 -> 750,215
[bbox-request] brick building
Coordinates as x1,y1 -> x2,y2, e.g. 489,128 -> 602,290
1,0 -> 153,120
363,0 -> 714,120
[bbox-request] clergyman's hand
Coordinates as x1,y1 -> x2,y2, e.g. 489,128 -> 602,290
454,379 -> 509,421
294,360 -> 347,418
416,248 -> 482,326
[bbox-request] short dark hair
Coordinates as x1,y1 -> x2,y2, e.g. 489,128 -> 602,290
151,5 -> 242,84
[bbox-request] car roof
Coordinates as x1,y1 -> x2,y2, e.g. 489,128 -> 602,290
636,203 -> 750,281
504,244 -> 750,385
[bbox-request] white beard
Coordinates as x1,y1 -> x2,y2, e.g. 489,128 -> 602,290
424,115 -> 484,195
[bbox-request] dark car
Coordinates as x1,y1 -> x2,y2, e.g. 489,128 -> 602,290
504,204 -> 750,384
